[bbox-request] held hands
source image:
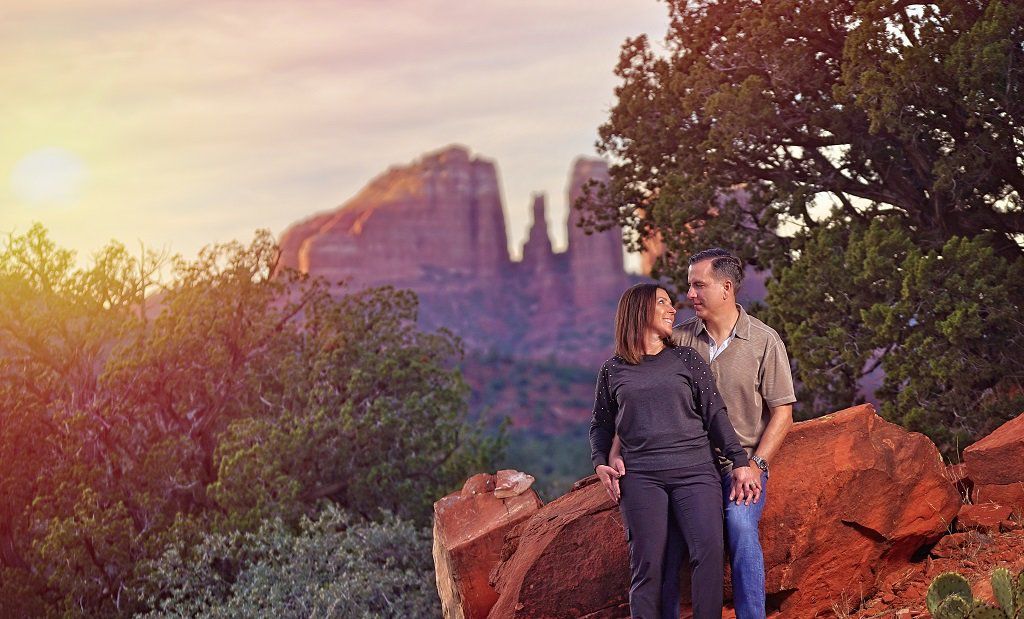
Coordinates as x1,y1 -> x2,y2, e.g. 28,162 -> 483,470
596,455 -> 626,504
729,464 -> 762,506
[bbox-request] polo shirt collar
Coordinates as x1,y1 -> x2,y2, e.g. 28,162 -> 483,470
694,304 -> 751,341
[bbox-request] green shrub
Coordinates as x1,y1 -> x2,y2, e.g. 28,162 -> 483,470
142,504 -> 438,618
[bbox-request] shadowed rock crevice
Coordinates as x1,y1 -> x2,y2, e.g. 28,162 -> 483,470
840,518 -> 889,544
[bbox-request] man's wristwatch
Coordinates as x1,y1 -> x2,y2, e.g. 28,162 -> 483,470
751,455 -> 769,476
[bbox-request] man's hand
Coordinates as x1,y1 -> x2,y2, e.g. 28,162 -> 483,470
609,454 -> 626,502
596,457 -> 625,504
729,464 -> 761,506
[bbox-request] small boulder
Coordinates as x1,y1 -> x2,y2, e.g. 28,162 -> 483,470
461,473 -> 496,496
964,412 -> 1024,512
494,469 -> 535,499
433,471 -> 543,619
956,503 -> 1013,533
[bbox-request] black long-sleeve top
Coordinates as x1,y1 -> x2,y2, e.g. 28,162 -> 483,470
589,346 -> 750,473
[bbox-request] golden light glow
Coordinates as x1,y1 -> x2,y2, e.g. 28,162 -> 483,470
10,147 -> 87,206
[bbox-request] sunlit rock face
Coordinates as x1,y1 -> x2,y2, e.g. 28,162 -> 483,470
280,146 -> 508,285
278,145 -> 635,366
481,405 -> 961,619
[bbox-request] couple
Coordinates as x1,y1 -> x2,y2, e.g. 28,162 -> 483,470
589,248 -> 796,619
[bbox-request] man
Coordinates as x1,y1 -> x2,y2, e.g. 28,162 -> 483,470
604,248 -> 796,619
675,248 -> 795,619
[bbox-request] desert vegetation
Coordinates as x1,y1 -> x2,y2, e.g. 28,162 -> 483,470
0,225 -> 498,617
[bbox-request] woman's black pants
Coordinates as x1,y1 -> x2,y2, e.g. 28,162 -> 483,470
618,463 -> 724,619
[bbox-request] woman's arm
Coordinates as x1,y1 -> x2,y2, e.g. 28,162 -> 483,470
684,349 -> 761,504
686,351 -> 749,471
590,362 -> 623,502
589,362 -> 617,469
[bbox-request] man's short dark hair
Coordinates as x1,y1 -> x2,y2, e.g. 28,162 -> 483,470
688,248 -> 744,288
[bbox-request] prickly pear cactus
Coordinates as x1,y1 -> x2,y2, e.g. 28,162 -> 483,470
934,594 -> 973,619
929,572 -> 974,616
993,568 -> 1016,617
966,603 -> 1009,619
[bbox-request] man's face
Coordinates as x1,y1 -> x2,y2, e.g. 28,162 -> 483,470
686,259 -> 730,319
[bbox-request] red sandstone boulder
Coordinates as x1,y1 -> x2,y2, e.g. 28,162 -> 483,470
494,469 -> 536,499
487,476 -> 631,619
956,503 -> 1013,532
433,472 -> 543,619
761,405 -> 960,615
963,412 -> 1024,512
484,405 -> 960,618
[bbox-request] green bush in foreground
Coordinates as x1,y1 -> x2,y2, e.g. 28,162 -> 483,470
142,504 -> 438,619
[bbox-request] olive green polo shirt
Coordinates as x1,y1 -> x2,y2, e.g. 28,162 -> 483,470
672,304 -> 796,469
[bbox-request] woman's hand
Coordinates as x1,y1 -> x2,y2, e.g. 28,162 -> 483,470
595,458 -> 625,504
729,464 -> 762,506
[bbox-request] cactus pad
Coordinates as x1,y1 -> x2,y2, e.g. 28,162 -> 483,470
933,594 -> 973,619
967,603 -> 1009,619
993,568 -> 1016,617
928,572 -> 974,615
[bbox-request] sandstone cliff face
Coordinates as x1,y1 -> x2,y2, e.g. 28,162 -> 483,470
278,146 -> 633,366
279,146 -> 509,286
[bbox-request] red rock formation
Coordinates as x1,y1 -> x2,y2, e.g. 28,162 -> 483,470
477,405 -> 960,618
520,194 -> 553,271
279,145 -> 509,286
487,476 -> 629,619
566,158 -> 623,288
963,412 -> 1024,511
433,472 -> 543,619
277,145 -> 633,369
556,158 -> 633,364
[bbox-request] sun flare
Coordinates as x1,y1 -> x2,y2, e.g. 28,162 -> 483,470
10,147 -> 87,206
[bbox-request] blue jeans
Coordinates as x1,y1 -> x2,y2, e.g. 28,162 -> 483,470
722,470 -> 768,619
661,470 -> 768,619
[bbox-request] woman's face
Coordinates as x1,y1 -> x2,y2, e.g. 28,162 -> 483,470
650,288 -> 677,339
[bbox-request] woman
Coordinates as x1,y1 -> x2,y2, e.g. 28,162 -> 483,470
590,283 -> 757,619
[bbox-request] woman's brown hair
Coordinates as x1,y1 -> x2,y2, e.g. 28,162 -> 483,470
614,283 -> 673,364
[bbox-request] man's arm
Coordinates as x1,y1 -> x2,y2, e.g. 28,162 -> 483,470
753,404 -> 793,463
755,335 -> 796,465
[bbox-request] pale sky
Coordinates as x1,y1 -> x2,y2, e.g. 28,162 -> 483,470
0,0 -> 669,264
